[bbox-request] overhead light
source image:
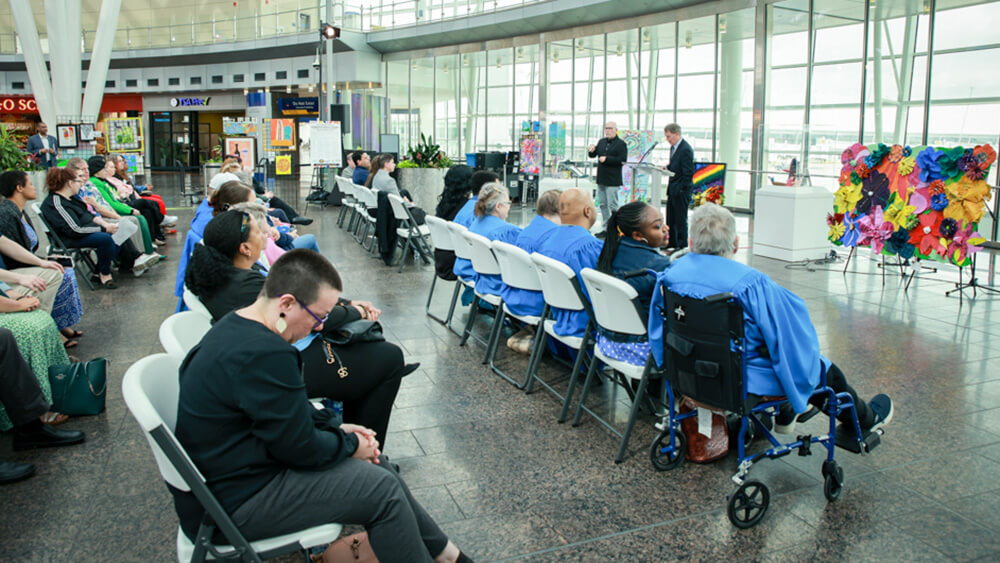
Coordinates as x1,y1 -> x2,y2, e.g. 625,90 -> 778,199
311,53 -> 320,69
923,0 -> 930,12
170,36 -> 176,42
685,30 -> 692,49
577,41 -> 584,52
320,23 -> 340,40
243,88 -> 249,95
719,16 -> 727,34
462,55 -> 469,65
443,65 -> 449,73
552,51 -> 559,63
516,47 -> 524,59
496,56 -> 502,68
642,30 -> 650,43
286,85 -> 292,93
616,44 -> 623,56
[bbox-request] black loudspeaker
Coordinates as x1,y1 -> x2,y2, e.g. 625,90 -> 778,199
330,104 -> 351,134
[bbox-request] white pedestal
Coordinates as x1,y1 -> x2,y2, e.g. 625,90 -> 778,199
752,184 -> 833,262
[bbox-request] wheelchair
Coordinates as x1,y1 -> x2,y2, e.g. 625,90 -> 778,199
649,290 -> 884,529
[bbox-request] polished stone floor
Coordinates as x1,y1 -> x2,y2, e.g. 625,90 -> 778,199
2,173 -> 1000,562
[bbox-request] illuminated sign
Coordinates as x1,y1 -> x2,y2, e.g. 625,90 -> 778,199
0,97 -> 38,114
170,97 -> 211,107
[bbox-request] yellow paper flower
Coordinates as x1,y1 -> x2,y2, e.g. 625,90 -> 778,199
943,176 -> 992,224
883,195 -> 916,230
897,156 -> 916,176
834,183 -> 863,213
828,222 -> 845,241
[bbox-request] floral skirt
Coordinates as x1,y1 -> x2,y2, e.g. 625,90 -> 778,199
51,268 -> 84,330
0,310 -> 70,431
596,334 -> 650,367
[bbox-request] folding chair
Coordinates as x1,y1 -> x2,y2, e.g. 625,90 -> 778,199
354,187 -> 379,251
457,231 -> 517,372
423,216 -> 462,326
30,202 -> 98,290
575,268 -> 661,463
335,178 -> 356,228
444,222 -> 477,335
182,286 -> 213,320
387,193 -> 432,273
525,253 -> 595,423
159,311 -> 212,358
122,354 -> 343,562
489,241 -> 545,388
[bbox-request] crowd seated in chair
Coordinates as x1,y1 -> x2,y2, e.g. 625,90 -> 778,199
649,203 -> 893,437
185,213 -> 415,444
220,158 -> 311,226
432,164 -> 474,280
0,327 -> 85,484
451,171 -> 500,301
534,188 -> 603,338
66,158 -> 153,256
87,155 -> 168,247
499,189 -> 561,353
594,201 -> 671,367
340,151 -> 357,179
468,183 -> 521,295
110,153 -> 168,217
351,151 -> 371,186
174,249 -> 470,562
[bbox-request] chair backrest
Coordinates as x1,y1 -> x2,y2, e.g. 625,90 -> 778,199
447,222 -> 473,260
336,176 -> 354,198
661,289 -> 748,414
492,241 -> 542,292
386,193 -> 411,222
579,268 -> 646,336
121,353 -> 201,491
30,201 -> 72,252
358,186 -> 378,209
182,286 -> 213,320
530,252 -> 586,311
424,215 -> 454,251
159,311 -> 212,358
462,230 -> 501,276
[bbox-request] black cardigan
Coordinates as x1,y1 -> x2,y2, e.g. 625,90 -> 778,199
0,199 -> 37,269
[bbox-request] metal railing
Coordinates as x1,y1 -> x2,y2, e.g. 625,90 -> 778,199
0,1 -> 546,54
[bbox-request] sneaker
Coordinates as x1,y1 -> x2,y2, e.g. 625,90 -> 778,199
160,215 -> 178,227
773,403 -> 797,434
866,394 -> 893,433
133,254 -> 157,277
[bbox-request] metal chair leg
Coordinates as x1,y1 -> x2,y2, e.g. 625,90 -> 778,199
482,307 -> 505,364
615,364 -> 652,463
458,297 -> 480,346
520,317 -> 549,391
569,345 -> 598,425
397,237 -> 412,273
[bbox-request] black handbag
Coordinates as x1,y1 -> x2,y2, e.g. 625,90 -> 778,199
323,320 -> 385,346
47,358 -> 108,416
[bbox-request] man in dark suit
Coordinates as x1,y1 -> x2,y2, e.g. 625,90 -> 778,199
664,123 -> 694,250
26,123 -> 58,169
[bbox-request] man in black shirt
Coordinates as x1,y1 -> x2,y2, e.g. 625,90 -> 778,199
588,121 -> 629,227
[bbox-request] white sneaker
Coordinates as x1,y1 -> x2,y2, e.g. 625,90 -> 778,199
161,215 -> 178,227
133,253 -> 157,277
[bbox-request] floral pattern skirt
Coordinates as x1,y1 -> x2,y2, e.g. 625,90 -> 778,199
0,310 -> 70,431
51,268 -> 84,331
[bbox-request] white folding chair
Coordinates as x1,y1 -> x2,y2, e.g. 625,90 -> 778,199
490,241 -> 545,388
182,286 -> 213,320
335,177 -> 356,228
444,222 -> 477,335
355,187 -> 379,251
424,216 -> 462,326
456,230 -> 506,356
122,354 -> 342,563
527,252 -> 596,422
387,193 -> 432,273
159,311 -> 212,358
31,201 -> 98,290
577,268 -> 661,463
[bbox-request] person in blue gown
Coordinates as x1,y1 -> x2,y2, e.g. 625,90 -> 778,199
648,203 -> 893,436
467,183 -> 521,296
534,188 -> 602,338
452,172 -> 500,307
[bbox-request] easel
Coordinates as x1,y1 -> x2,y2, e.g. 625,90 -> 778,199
942,185 -> 1000,304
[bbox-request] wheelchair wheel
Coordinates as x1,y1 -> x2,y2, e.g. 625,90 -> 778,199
727,480 -> 770,529
822,460 -> 844,502
650,428 -> 686,471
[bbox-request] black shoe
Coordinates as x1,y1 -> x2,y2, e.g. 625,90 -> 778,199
291,216 -> 314,226
0,459 -> 35,484
13,425 -> 85,451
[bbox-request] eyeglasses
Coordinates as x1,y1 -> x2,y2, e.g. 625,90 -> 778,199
295,296 -> 329,330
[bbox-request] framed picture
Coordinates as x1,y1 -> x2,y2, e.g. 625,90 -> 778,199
56,124 -> 78,148
79,123 -> 96,142
106,117 -> 143,152
224,137 -> 256,172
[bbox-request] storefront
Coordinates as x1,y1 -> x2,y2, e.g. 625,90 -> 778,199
142,92 -> 246,171
0,96 -> 41,151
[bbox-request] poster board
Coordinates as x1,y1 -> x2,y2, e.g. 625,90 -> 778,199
310,121 -> 344,167
520,137 -> 541,174
224,137 -> 257,173
619,129 -> 657,202
691,162 -> 726,206
106,117 -> 143,153
276,155 -> 292,175
268,118 -> 296,149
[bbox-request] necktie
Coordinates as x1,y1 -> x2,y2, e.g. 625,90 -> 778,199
670,144 -> 676,159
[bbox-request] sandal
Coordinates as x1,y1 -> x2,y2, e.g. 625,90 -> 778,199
101,279 -> 118,290
61,328 -> 83,338
40,412 -> 69,426
63,339 -> 78,349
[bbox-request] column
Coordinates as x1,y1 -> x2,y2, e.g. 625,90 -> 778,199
81,0 -> 122,122
9,0 -> 57,125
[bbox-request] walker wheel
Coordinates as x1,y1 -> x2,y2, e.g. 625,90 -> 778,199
649,428 -> 686,471
727,480 -> 770,529
822,461 -> 844,502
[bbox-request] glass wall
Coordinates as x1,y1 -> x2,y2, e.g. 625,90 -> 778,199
383,0 -> 1000,209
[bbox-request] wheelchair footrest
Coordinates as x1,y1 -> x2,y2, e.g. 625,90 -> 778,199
834,425 -> 881,454
796,405 -> 821,424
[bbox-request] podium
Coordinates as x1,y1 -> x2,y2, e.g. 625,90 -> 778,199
629,163 -> 673,205
752,183 -> 832,262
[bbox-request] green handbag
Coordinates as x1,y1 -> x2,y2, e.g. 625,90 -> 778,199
47,358 -> 108,416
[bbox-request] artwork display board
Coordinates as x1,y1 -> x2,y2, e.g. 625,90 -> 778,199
267,118 -> 296,150
310,121 -> 344,167
547,122 -> 566,158
276,155 -> 292,175
223,119 -> 258,136
520,136 -> 541,174
56,125 -> 77,148
224,137 -> 256,172
692,163 -> 726,206
829,143 -> 996,266
106,118 -> 143,152
619,129 -> 657,203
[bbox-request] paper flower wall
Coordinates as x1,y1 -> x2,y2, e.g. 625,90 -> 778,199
829,143 -> 994,266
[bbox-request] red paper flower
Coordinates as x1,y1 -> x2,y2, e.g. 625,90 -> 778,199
855,162 -> 871,179
908,212 -> 946,257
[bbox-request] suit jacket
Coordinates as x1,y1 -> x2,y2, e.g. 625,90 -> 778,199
666,138 -> 694,194
27,134 -> 58,168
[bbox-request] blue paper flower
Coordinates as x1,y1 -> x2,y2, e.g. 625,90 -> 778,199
841,211 -> 866,248
930,192 -> 949,211
917,147 -> 945,183
884,227 -> 916,259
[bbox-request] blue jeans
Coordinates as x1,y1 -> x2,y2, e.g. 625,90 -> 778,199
291,233 -> 320,253
65,232 -> 121,275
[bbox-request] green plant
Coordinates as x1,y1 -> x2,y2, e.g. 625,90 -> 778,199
0,126 -> 38,171
402,133 -> 451,168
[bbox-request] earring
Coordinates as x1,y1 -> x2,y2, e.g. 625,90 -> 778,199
275,312 -> 287,334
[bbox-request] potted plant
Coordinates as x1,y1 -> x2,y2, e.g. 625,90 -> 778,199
396,134 -> 454,209
0,126 -> 44,187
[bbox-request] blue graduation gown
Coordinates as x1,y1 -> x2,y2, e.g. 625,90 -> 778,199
469,215 -> 521,296
452,197 -> 478,280
648,253 -> 828,413
501,215 -> 559,317
174,199 -> 215,311
536,225 -> 603,337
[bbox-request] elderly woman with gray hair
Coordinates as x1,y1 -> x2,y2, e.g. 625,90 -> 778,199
649,203 -> 893,439
467,182 -> 521,296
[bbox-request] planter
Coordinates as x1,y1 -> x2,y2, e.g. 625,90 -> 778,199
202,162 -> 222,188
398,167 -> 446,210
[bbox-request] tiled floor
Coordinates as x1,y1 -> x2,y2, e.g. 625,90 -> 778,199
2,173 -> 1000,562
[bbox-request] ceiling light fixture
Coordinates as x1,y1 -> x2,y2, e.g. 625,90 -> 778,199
685,30 -> 692,49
